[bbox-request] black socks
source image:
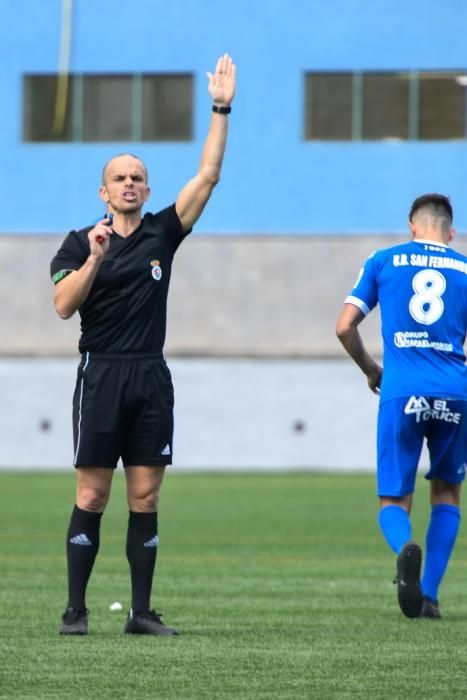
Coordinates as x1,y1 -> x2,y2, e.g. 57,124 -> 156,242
65,506 -> 159,614
66,505 -> 103,610
126,511 -> 159,614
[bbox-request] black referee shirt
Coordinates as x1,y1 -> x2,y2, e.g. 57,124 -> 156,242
50,204 -> 190,353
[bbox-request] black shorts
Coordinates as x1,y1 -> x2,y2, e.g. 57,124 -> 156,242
72,352 -> 174,469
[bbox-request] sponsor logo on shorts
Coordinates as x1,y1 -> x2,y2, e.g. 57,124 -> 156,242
457,463 -> 467,476
161,444 -> 171,456
404,397 -> 461,424
150,259 -> 162,281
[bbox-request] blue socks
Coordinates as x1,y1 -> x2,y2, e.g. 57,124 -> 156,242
422,504 -> 461,603
379,503 -> 461,603
378,505 -> 411,554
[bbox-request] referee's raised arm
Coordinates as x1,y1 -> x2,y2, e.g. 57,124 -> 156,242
175,53 -> 236,233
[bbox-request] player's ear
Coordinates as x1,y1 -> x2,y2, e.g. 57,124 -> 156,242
449,227 -> 456,242
408,220 -> 416,237
99,185 -> 110,204
144,186 -> 151,202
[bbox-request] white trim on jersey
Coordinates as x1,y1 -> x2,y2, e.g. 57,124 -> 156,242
413,238 -> 449,247
344,295 -> 370,316
73,352 -> 90,466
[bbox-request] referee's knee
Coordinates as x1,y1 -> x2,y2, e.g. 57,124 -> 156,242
77,486 -> 109,512
128,493 -> 159,512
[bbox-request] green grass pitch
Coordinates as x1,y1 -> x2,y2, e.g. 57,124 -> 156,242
1,471 -> 467,699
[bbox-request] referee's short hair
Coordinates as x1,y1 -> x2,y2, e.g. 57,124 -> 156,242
102,154 -> 148,184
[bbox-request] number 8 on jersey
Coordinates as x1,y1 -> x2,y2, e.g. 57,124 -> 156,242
409,269 -> 446,326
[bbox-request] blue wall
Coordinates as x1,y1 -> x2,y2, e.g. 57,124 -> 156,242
2,0 -> 467,234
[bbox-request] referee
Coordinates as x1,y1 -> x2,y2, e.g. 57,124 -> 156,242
51,54 -> 236,636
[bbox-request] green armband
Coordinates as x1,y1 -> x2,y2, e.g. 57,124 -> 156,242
51,269 -> 73,285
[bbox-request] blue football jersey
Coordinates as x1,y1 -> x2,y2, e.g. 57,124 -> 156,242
346,239 -> 467,402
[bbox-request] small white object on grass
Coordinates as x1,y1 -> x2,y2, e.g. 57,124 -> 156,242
109,601 -> 123,611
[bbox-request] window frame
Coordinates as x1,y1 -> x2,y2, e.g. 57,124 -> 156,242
23,72 -> 194,143
304,69 -> 467,142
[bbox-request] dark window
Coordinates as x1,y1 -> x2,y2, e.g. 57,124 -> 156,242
362,72 -> 410,140
83,75 -> 132,141
143,74 -> 193,141
419,72 -> 466,140
305,73 -> 352,140
23,73 -> 193,142
304,70 -> 467,141
23,74 -> 74,141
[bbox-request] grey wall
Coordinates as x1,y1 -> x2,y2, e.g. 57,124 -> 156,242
0,357 -> 406,471
6,233 -> 460,357
0,357 -> 434,471
1,234 -> 461,470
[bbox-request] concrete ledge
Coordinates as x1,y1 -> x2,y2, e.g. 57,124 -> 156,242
4,233 -> 460,357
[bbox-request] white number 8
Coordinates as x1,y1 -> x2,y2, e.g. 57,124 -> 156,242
409,269 -> 446,325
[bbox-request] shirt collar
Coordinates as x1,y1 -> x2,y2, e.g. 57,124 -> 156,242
413,238 -> 449,248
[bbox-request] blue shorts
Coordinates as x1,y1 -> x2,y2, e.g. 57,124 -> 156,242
377,396 -> 466,497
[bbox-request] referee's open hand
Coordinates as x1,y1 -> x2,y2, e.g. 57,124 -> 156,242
207,53 -> 236,106
88,216 -> 113,257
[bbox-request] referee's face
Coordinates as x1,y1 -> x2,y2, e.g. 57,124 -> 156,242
100,155 -> 150,215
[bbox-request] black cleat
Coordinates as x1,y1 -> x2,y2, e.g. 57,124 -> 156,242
420,596 -> 442,619
59,606 -> 89,635
124,609 -> 179,636
395,542 -> 423,618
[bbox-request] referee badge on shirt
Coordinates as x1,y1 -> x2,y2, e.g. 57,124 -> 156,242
150,259 -> 162,281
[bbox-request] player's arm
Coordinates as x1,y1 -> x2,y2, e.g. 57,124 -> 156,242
176,54 -> 236,233
53,218 -> 113,319
336,303 -> 382,394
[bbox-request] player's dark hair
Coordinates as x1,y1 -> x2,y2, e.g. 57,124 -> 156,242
409,193 -> 453,224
